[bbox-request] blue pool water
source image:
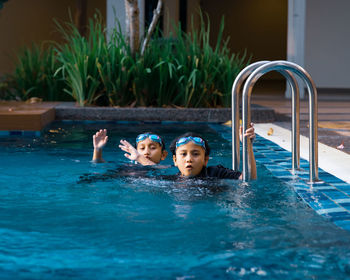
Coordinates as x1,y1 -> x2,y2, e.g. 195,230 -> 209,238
1,121 -> 350,279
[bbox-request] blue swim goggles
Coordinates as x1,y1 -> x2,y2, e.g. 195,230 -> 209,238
175,136 -> 206,150
136,133 -> 163,146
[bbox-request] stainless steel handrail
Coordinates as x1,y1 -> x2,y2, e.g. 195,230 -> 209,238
232,61 -> 300,172
232,61 -> 269,171
241,60 -> 319,183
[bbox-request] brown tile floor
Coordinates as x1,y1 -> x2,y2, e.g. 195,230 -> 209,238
252,92 -> 350,155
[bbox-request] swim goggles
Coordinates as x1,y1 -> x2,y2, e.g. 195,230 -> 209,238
136,133 -> 163,146
175,136 -> 206,150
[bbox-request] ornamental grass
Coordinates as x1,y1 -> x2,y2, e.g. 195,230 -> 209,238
7,12 -> 250,108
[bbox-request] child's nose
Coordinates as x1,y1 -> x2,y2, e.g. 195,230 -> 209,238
185,154 -> 192,162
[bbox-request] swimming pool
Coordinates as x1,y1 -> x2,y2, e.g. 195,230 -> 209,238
1,121 -> 350,279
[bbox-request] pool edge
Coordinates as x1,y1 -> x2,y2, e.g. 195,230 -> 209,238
211,123 -> 350,233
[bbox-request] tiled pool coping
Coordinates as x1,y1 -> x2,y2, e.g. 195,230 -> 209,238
54,102 -> 275,123
212,123 -> 350,232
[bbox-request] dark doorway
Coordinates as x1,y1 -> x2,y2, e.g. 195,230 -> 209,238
179,0 -> 187,32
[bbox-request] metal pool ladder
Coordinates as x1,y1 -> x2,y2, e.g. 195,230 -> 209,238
231,60 -> 320,184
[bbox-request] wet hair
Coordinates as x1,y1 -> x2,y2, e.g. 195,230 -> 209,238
135,132 -> 166,151
169,132 -> 210,156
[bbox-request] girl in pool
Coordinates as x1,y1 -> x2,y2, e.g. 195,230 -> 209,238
92,129 -> 168,165
169,124 -> 256,179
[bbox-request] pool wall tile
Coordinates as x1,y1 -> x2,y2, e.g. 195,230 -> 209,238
211,123 -> 350,233
0,130 -> 41,137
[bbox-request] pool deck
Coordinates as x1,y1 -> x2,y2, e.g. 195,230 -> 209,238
252,93 -> 350,155
214,124 -> 350,231
252,92 -> 350,183
0,101 -> 58,131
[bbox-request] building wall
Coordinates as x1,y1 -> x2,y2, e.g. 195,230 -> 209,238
162,0 -> 200,36
106,0 -> 180,40
186,0 -> 200,32
107,0 -> 144,40
0,0 -> 105,75
305,0 -> 350,89
199,0 -> 287,63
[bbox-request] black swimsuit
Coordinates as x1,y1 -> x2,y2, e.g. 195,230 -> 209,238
196,165 -> 242,179
78,164 -> 241,184
78,164 -> 151,184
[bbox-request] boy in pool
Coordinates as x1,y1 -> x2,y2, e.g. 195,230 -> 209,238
92,129 -> 168,165
169,124 -> 256,180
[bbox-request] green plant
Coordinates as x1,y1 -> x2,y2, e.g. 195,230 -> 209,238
130,13 -> 250,108
0,75 -> 19,100
55,14 -> 106,106
7,10 -> 250,108
11,43 -> 68,101
96,22 -> 136,106
170,14 -> 249,107
141,37 -> 181,106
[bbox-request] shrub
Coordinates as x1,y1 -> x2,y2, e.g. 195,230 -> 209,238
5,12 -> 250,108
11,44 -> 70,101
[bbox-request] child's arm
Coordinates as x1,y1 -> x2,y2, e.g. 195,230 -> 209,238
92,129 -> 108,163
119,140 -> 157,166
239,123 -> 257,180
247,140 -> 257,180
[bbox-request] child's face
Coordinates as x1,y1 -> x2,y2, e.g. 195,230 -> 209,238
137,138 -> 167,163
173,142 -> 209,177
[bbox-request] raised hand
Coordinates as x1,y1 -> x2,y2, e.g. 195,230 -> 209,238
119,139 -> 140,161
240,123 -> 256,142
118,139 -> 156,165
93,129 -> 108,151
239,123 -> 257,180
